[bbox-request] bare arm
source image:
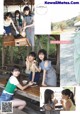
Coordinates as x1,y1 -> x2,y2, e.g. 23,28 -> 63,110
31,64 -> 36,82
33,63 -> 41,72
26,61 -> 30,71
17,82 -> 33,91
11,19 -> 18,32
31,71 -> 35,82
42,70 -> 47,86
25,56 -> 30,71
42,61 -> 49,86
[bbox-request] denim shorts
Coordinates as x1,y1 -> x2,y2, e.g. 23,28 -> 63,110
0,92 -> 13,110
0,92 -> 13,102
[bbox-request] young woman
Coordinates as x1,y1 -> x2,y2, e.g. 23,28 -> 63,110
0,66 -> 32,110
38,49 -> 57,86
25,52 -> 40,84
44,89 -> 58,111
14,10 -> 24,33
61,89 -> 75,111
4,12 -> 19,35
23,6 -> 34,47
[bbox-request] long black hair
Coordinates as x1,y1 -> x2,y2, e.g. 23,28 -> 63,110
38,49 -> 47,63
14,10 -> 22,26
23,6 -> 31,16
44,89 -> 54,104
62,89 -> 75,105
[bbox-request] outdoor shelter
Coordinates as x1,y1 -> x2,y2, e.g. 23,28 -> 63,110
4,0 -> 34,5
4,0 -> 34,12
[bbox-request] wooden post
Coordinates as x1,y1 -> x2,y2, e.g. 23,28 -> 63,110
47,36 -> 50,58
9,46 -> 14,64
56,44 -> 60,74
2,46 -> 5,68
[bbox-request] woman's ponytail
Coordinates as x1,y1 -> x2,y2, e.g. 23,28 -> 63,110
70,91 -> 75,105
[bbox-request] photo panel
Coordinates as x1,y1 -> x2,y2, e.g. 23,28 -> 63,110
40,87 -> 76,113
3,0 -> 34,47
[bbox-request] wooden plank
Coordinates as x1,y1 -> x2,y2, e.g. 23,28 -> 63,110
3,41 -> 15,46
2,35 -> 15,46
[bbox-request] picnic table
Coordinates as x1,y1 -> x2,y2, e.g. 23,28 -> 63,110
0,78 -> 40,102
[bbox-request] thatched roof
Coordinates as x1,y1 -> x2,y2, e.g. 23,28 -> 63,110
4,0 -> 34,5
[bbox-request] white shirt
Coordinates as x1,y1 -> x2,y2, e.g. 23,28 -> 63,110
3,76 -> 19,95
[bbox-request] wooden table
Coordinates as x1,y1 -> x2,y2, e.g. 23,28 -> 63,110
0,78 -> 40,102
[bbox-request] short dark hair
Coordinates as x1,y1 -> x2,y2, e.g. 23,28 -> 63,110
29,52 -> 36,59
11,66 -> 20,72
23,6 -> 31,15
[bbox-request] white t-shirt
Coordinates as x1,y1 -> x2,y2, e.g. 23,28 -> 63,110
9,76 -> 19,85
3,76 -> 19,95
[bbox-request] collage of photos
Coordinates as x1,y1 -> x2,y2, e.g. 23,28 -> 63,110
0,0 -> 80,114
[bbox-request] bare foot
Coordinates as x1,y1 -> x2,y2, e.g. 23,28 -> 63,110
42,83 -> 47,86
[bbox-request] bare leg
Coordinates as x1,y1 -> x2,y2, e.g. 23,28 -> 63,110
11,98 -> 26,110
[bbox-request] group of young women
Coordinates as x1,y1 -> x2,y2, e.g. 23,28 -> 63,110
44,89 -> 75,111
0,49 -> 57,111
25,49 -> 57,87
4,6 -> 34,47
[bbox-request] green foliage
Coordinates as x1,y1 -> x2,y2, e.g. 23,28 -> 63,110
0,35 -> 57,66
51,14 -> 80,31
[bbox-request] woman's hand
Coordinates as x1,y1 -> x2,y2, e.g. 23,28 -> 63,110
44,104 -> 52,111
16,30 -> 19,34
28,81 -> 34,86
33,60 -> 37,63
54,98 -> 58,104
26,56 -> 30,64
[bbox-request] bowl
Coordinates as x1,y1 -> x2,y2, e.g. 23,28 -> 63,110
22,80 -> 28,85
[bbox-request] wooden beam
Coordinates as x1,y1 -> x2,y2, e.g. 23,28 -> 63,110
2,47 -> 5,68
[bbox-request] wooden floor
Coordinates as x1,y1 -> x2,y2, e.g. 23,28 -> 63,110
0,78 -> 40,102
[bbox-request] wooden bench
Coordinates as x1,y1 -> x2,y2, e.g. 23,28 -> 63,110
0,78 -> 40,102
